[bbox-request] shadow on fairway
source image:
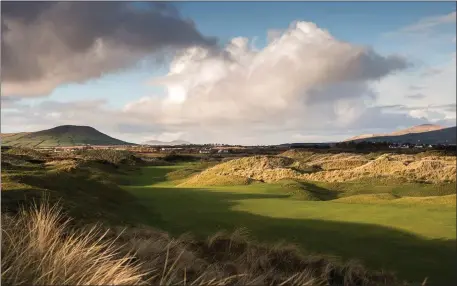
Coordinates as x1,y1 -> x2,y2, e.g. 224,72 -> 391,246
124,166 -> 457,286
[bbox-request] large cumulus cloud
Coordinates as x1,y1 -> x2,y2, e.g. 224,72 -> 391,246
124,21 -> 409,134
1,1 -> 216,96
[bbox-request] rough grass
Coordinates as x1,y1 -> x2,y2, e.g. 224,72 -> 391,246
1,149 -> 157,226
1,203 -> 146,285
76,149 -> 140,165
3,147 -> 49,160
179,156 -> 302,185
103,226 -> 403,286
179,174 -> 254,187
180,152 -> 456,186
166,161 -> 219,182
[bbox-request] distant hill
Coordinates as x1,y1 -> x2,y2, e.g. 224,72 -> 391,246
1,125 -> 134,148
348,126 -> 456,145
142,139 -> 191,146
345,124 -> 444,142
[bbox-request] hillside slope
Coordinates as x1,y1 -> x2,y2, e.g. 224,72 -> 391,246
348,126 -> 456,145
345,124 -> 444,142
1,125 -> 133,148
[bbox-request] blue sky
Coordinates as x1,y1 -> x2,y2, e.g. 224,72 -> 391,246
2,2 -> 456,144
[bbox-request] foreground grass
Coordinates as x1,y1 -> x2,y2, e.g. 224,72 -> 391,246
2,202 -> 402,286
1,203 -> 146,285
124,165 -> 456,285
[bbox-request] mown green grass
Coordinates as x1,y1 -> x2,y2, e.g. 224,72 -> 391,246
123,164 -> 456,285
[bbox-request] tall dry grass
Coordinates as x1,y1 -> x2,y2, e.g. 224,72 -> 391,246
102,227 -> 403,286
1,203 -> 147,285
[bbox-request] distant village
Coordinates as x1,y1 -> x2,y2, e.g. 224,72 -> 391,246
18,139 -> 455,156
33,143 -> 288,156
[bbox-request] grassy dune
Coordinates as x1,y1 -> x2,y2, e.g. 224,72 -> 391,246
179,152 -> 456,186
124,164 -> 456,285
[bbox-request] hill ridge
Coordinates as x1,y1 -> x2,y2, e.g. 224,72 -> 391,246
347,126 -> 456,145
345,124 -> 444,142
1,125 -> 133,148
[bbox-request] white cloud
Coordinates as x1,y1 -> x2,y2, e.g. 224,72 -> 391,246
398,11 -> 456,34
129,22 -> 407,138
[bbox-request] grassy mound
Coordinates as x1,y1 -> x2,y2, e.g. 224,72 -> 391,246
179,152 -> 456,187
282,151 -> 369,171
333,193 -> 398,204
179,156 -> 302,186
3,147 -> 49,160
76,149 -> 141,165
180,174 -> 253,187
1,148 -> 155,226
166,161 -> 219,182
304,153 -> 456,183
333,193 -> 456,206
276,180 -> 322,200
392,194 -> 456,206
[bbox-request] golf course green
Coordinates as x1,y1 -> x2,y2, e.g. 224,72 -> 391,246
124,164 -> 456,285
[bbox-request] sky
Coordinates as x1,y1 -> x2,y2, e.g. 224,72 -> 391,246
1,1 -> 456,145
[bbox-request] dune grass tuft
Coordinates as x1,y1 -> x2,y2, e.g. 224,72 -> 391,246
1,202 -> 147,285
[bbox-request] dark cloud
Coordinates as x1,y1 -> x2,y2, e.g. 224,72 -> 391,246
1,2 -> 216,95
1,1 -> 53,24
306,82 -> 376,105
344,48 -> 409,82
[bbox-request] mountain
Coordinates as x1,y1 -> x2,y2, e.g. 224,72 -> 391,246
347,126 -> 456,145
345,124 -> 444,142
389,124 -> 444,136
1,125 -> 134,148
142,139 -> 191,146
